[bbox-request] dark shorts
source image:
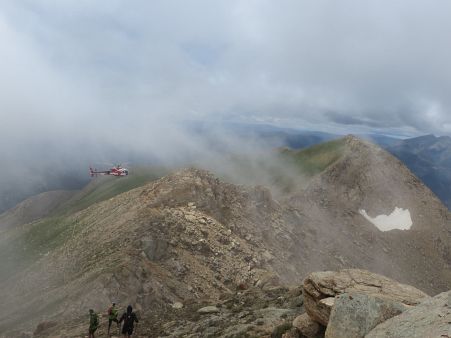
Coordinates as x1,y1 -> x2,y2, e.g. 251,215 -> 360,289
89,327 -> 97,334
109,318 -> 119,325
122,325 -> 134,335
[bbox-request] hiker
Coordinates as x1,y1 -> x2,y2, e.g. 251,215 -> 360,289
88,309 -> 99,338
119,305 -> 139,338
107,302 -> 119,335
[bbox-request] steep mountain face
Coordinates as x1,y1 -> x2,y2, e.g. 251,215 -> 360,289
1,136 -> 450,337
287,136 -> 451,293
385,134 -> 451,209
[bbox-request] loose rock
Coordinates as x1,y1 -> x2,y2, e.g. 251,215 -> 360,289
172,302 -> 184,309
197,306 -> 220,314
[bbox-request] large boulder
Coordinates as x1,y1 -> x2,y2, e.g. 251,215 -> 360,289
367,290 -> 451,338
303,269 -> 428,326
325,292 -> 406,338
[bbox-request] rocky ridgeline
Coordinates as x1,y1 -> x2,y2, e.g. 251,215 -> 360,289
34,269 -> 445,338
9,168 -> 295,337
27,283 -> 304,338
3,161 -> 451,337
124,268 -> 449,338
155,285 -> 304,337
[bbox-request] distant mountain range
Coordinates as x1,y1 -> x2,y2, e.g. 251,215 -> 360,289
384,135 -> 451,209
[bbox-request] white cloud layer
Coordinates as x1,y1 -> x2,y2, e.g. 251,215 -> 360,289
1,0 -> 451,210
1,0 -> 451,139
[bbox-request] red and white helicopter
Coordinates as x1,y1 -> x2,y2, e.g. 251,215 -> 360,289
89,164 -> 129,177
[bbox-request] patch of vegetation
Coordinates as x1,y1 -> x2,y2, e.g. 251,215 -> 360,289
0,167 -> 169,278
0,233 -> 23,281
22,217 -> 75,253
281,138 -> 346,177
0,216 -> 83,281
214,138 -> 347,195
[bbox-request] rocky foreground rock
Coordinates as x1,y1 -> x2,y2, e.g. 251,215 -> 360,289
297,269 -> 432,338
303,269 -> 428,326
155,268 -> 445,338
326,293 -> 409,338
366,290 -> 451,338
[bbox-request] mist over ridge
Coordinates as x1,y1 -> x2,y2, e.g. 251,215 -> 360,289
2,1 -> 451,213
2,2 -> 451,336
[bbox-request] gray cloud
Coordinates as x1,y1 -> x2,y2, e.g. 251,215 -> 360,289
2,1 -> 451,136
1,0 -> 451,209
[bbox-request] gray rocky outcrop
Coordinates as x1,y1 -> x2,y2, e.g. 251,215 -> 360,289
303,269 -> 428,326
366,290 -> 451,338
325,292 -> 407,338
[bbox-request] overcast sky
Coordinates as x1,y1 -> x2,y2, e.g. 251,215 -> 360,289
1,0 -> 451,142
1,0 -> 451,210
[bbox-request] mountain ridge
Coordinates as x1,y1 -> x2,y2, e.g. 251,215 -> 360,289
0,136 -> 450,336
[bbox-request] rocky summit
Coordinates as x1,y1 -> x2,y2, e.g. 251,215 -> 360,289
0,136 -> 450,337
286,136 -> 451,294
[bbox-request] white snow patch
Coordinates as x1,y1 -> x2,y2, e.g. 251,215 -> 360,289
359,207 -> 412,231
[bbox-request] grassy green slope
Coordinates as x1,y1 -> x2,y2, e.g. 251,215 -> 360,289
0,166 -> 168,282
280,138 -> 346,176
0,216 -> 76,282
214,137 -> 347,195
